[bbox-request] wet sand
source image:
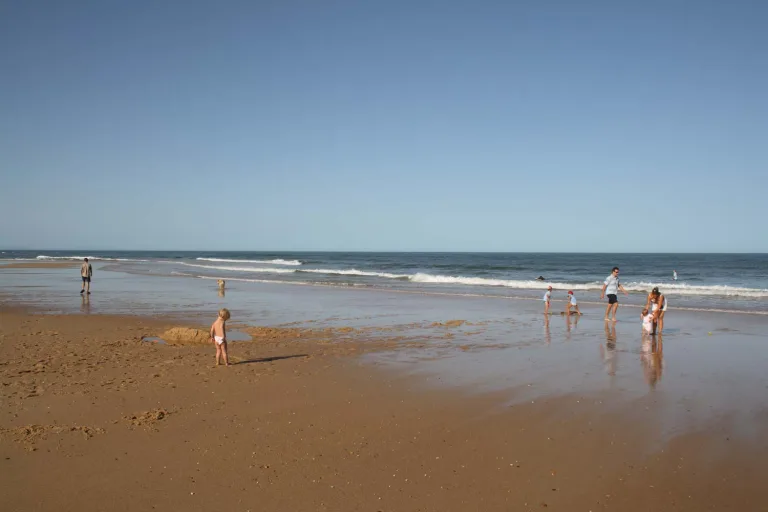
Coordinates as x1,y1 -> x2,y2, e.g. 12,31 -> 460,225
2,308 -> 767,511
0,261 -> 79,269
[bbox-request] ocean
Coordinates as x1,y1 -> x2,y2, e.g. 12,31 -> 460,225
2,251 -> 766,313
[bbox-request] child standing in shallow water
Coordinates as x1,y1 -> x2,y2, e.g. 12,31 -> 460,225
641,308 -> 654,334
542,286 -> 553,315
210,308 -> 231,366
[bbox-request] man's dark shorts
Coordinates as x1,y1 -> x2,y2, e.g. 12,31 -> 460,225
82,276 -> 91,283
607,294 -> 618,304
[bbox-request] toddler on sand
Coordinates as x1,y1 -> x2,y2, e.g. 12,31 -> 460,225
565,290 -> 582,316
210,308 -> 231,366
542,286 -> 553,314
641,308 -> 654,334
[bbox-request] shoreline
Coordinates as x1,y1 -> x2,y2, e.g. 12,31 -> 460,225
2,306 -> 768,511
4,257 -> 766,315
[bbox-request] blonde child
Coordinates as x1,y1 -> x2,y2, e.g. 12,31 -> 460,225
641,307 -> 654,334
210,308 -> 231,366
542,286 -> 553,314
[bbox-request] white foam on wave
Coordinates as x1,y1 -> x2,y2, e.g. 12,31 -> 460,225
299,268 -> 408,279
195,257 -> 302,266
408,274 -> 768,297
621,281 -> 768,298
195,275 -> 315,286
175,272 -> 768,313
181,263 -> 296,274
36,255 -> 148,262
408,273 -> 596,290
177,263 -> 768,299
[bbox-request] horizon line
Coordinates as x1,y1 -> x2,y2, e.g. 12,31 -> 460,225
3,249 -> 767,255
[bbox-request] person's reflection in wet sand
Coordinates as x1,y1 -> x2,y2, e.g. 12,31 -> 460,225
564,313 -> 580,340
80,294 -> 91,314
600,321 -> 618,377
544,315 -> 551,345
641,333 -> 664,389
218,288 -> 226,298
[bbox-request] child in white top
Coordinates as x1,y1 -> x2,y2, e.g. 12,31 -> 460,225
565,290 -> 582,316
542,286 -> 552,315
641,308 -> 654,334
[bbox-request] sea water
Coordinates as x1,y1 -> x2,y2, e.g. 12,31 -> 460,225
2,251 -> 766,313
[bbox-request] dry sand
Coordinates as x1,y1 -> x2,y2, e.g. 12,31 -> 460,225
1,309 -> 767,511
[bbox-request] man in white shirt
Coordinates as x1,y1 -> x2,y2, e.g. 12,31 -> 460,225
600,266 -> 627,321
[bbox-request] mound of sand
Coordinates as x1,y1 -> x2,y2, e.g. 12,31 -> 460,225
160,327 -> 210,345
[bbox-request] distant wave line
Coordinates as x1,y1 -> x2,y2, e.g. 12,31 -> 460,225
195,257 -> 302,266
179,263 -> 768,298
186,275 -> 768,315
36,255 -> 148,262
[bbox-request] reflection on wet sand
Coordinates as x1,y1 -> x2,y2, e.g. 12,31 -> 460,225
80,294 -> 90,314
564,313 -> 579,340
544,315 -> 551,345
600,322 -> 617,377
218,288 -> 225,298
641,334 -> 664,389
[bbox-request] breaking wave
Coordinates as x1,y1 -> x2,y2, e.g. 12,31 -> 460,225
36,255 -> 148,262
195,257 -> 302,266
177,264 -> 768,298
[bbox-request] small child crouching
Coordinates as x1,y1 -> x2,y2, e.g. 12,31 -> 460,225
565,290 -> 582,316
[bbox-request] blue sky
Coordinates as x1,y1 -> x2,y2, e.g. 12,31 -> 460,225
1,0 -> 766,252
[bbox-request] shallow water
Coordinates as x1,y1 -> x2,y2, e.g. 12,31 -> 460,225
3,251 -> 767,312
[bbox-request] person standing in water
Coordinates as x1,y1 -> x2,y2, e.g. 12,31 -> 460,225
673,270 -> 678,281
543,286 -> 553,315
600,266 -> 628,321
80,258 -> 92,295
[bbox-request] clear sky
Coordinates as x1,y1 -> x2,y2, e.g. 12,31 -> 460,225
1,0 -> 766,252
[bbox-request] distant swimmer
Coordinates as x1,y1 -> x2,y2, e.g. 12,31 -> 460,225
673,270 -> 678,281
536,276 -> 546,281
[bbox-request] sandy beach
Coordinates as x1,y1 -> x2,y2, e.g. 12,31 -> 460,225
3,0 -> 766,506
2,300 -> 767,511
